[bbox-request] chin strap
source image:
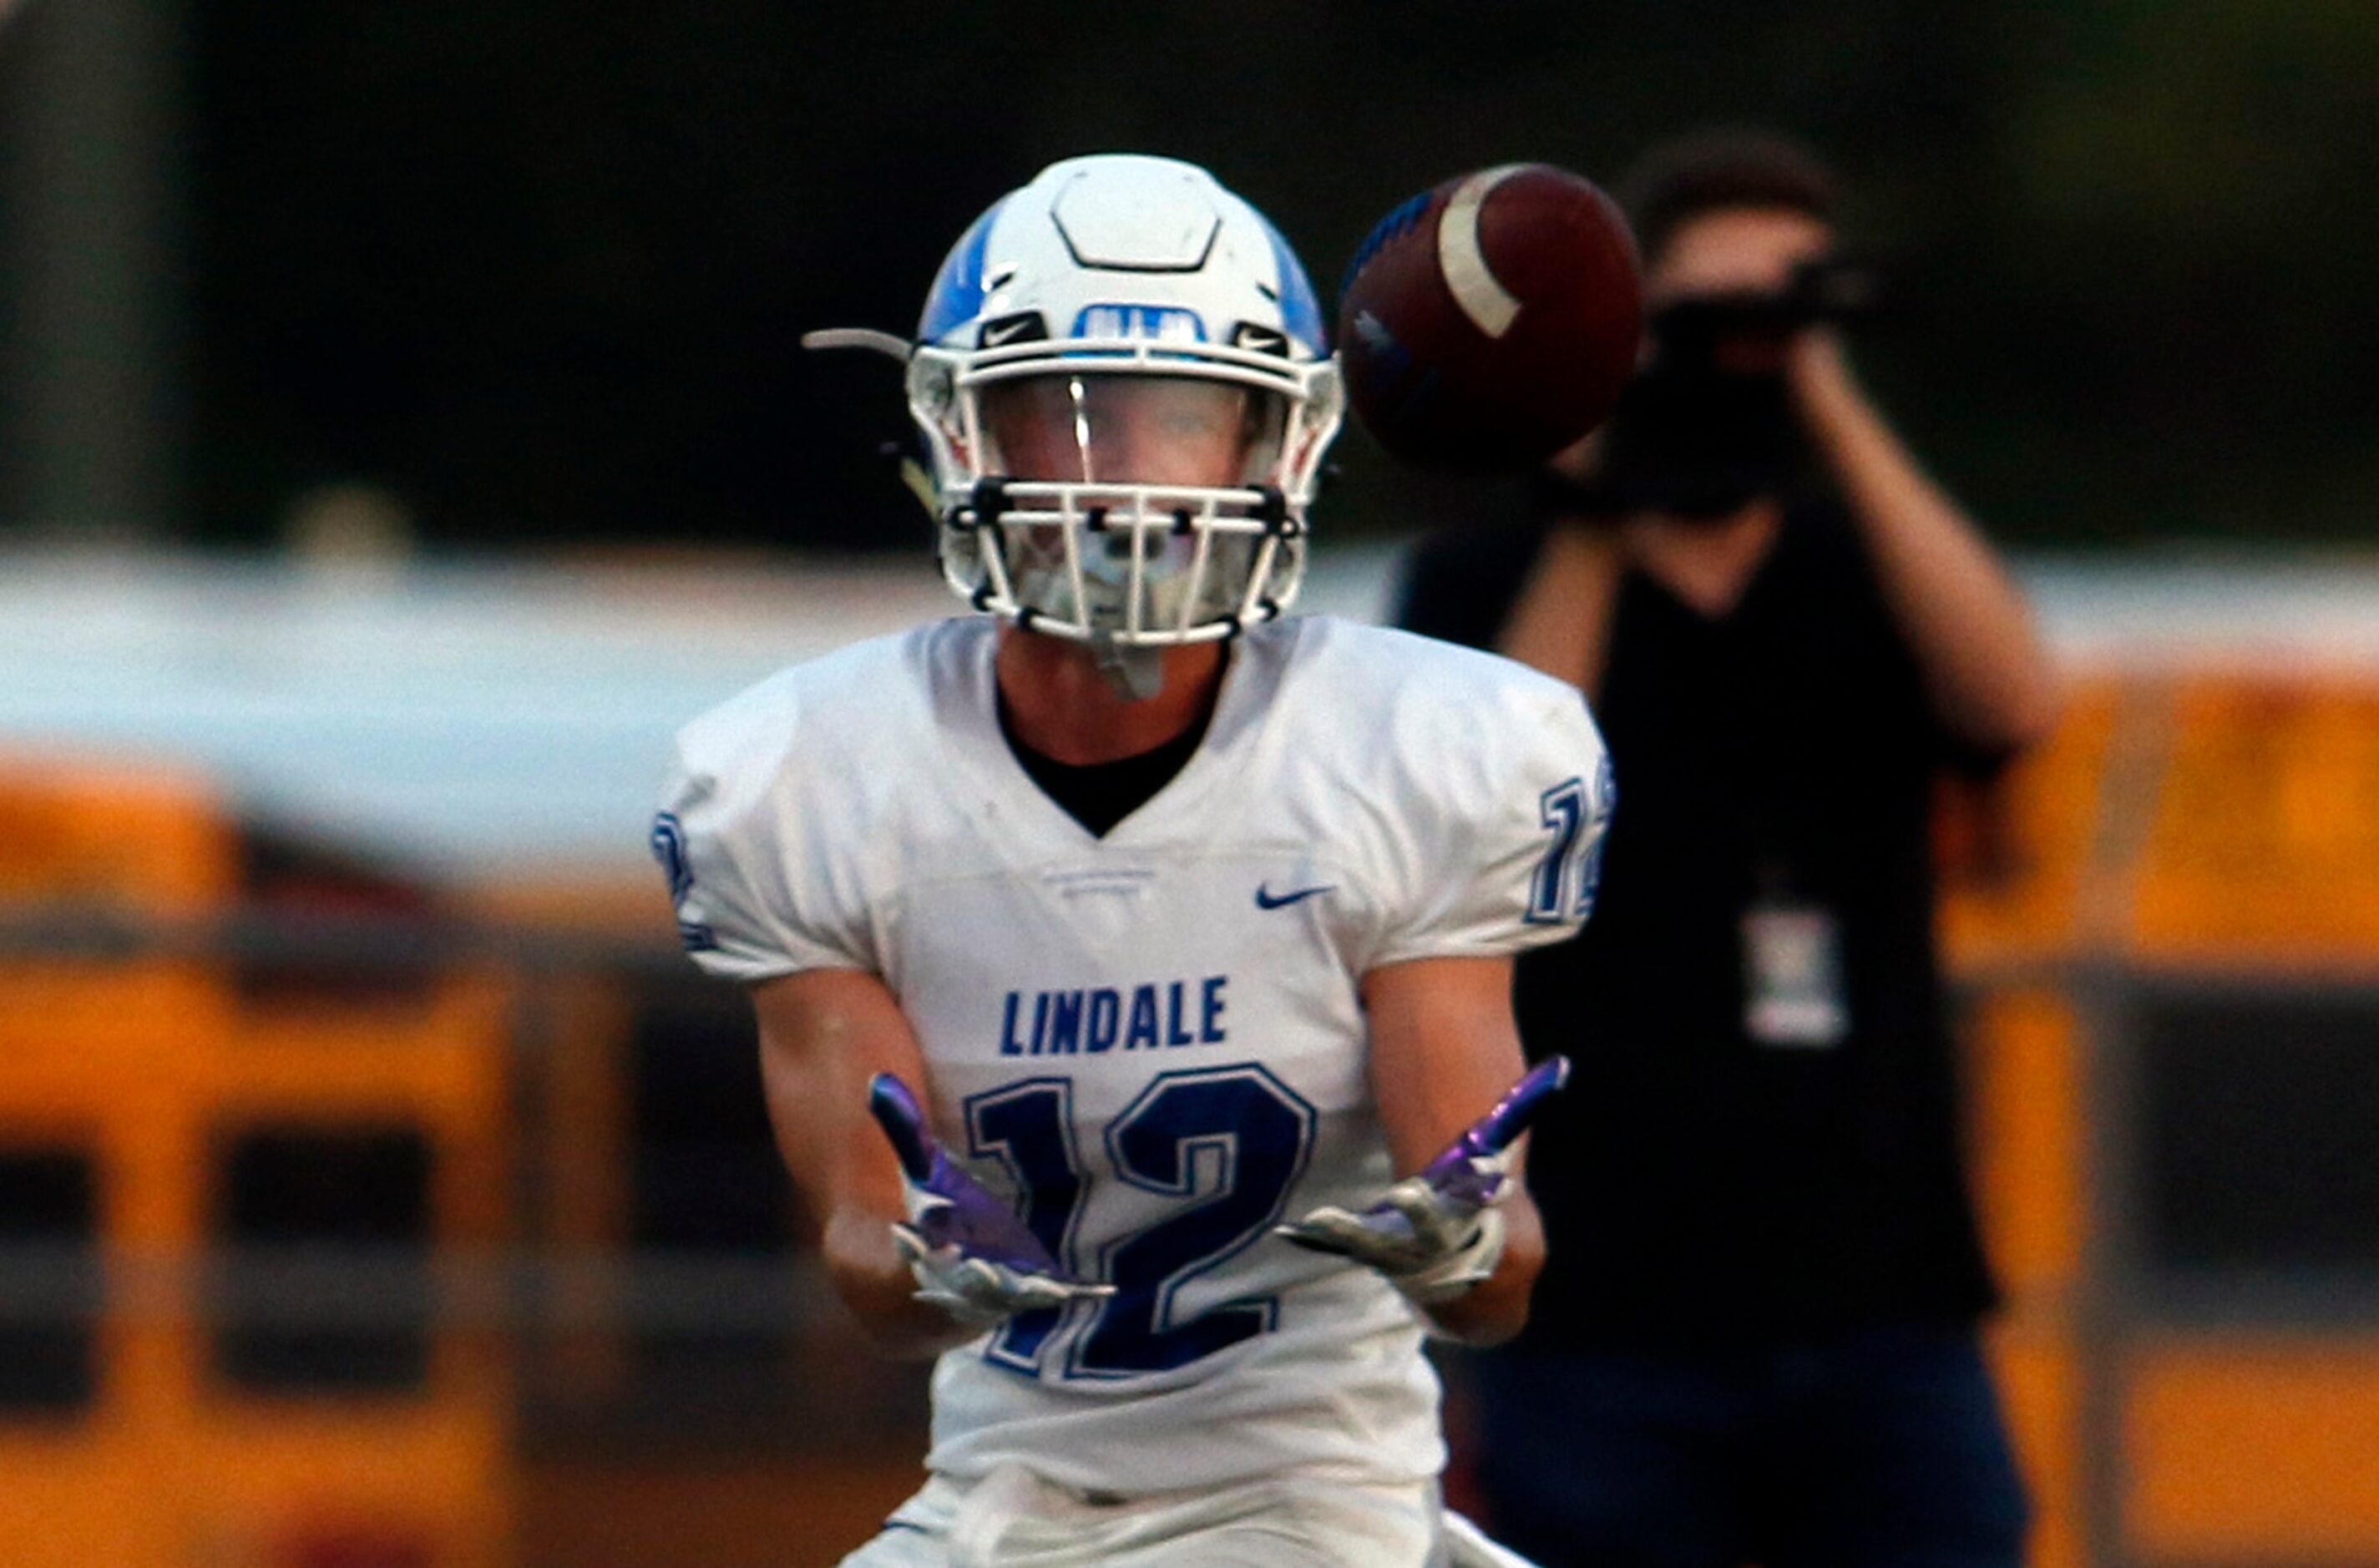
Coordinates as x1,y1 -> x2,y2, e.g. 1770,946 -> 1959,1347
799,326 -> 914,362
1092,636 -> 1166,701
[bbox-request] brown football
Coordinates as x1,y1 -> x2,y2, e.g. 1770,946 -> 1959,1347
1338,164 -> 1643,473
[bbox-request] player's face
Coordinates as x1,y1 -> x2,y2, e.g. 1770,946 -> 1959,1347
979,375 -> 1283,491
975,375 -> 1290,637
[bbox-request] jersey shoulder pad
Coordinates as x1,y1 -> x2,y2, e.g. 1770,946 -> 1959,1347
657,623 -> 950,980
1285,618 -> 1611,964
1288,616 -> 1595,795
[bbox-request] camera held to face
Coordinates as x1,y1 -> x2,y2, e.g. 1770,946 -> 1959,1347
1559,258 -> 1881,520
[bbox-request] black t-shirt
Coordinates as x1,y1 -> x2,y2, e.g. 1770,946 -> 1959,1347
1399,505 -> 2001,1346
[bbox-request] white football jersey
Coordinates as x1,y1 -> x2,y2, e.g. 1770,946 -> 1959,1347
656,614 -> 1611,1498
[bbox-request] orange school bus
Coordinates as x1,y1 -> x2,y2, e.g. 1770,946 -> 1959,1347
1946,560 -> 2379,1568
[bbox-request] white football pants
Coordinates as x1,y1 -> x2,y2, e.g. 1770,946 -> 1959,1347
838,1464 -> 1539,1567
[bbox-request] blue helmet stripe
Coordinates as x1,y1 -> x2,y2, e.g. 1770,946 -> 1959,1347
919,197 -> 1008,343
1257,214 -> 1329,356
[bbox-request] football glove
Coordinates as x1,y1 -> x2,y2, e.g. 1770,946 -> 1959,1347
867,1072 -> 1112,1330
1274,1056 -> 1569,1305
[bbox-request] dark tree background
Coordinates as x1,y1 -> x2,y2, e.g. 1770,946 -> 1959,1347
80,0 -> 2379,549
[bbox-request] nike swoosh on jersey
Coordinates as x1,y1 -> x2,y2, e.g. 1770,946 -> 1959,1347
1254,882 -> 1336,910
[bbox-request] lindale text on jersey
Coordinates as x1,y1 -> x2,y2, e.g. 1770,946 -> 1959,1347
999,977 -> 1229,1056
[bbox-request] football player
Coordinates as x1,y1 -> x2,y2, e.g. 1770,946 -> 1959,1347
655,154 -> 1612,1565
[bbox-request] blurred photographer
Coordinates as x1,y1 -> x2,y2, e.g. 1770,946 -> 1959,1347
1397,129 -> 2055,1566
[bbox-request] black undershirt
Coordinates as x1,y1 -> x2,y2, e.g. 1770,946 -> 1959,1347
996,674 -> 1220,837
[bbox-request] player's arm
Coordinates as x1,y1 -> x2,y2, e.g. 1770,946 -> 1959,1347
748,968 -> 979,1359
1358,954 -> 1548,1345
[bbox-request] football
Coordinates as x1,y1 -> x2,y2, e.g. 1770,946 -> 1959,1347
1337,164 -> 1643,473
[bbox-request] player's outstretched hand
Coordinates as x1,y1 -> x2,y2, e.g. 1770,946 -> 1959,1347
868,1072 -> 1113,1329
1273,1057 -> 1569,1305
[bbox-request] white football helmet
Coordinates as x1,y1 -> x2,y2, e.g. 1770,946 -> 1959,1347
842,155 -> 1344,646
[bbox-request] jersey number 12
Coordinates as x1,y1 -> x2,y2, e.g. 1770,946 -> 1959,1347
964,1064 -> 1315,1379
